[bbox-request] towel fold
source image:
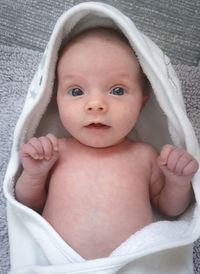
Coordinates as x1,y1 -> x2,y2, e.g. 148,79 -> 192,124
0,45 -> 42,274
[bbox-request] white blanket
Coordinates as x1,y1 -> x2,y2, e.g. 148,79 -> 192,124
3,2 -> 200,273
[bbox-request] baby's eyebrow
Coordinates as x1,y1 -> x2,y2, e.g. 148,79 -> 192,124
60,73 -> 84,82
115,73 -> 130,78
114,72 -> 141,82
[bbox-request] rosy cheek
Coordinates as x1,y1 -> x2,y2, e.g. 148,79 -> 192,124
122,111 -> 140,129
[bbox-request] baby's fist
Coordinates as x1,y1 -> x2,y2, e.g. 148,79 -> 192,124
20,133 -> 59,176
158,144 -> 199,178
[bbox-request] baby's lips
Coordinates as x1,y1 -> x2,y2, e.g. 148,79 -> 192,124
85,122 -> 110,128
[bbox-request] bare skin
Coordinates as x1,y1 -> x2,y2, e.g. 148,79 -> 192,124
15,29 -> 199,260
43,137 -> 154,259
16,135 -> 198,259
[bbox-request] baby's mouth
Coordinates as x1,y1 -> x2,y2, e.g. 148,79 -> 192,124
85,123 -> 110,129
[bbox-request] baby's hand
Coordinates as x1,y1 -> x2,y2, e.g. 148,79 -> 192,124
20,133 -> 59,178
158,144 -> 199,185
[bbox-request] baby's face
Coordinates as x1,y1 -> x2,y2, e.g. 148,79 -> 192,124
57,31 -> 147,148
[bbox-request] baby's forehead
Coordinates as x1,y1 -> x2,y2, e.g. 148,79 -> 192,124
58,27 -> 135,59
71,27 -> 130,44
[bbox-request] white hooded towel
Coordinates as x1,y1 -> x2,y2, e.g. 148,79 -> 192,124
3,2 -> 200,273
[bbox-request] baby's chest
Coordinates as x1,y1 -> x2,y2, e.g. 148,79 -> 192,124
49,154 -> 150,208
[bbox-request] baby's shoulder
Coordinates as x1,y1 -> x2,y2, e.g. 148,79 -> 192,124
129,141 -> 159,160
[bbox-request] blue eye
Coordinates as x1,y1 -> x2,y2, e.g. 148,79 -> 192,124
68,88 -> 84,96
110,87 -> 125,96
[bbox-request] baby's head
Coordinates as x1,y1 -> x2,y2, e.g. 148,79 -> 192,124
56,27 -> 149,148
57,28 -> 149,96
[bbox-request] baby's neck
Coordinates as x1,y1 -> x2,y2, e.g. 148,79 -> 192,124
67,136 -> 132,155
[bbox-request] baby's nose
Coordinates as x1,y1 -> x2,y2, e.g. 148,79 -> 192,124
85,99 -> 108,113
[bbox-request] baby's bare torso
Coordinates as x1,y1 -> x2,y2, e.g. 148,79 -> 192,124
42,138 -> 154,259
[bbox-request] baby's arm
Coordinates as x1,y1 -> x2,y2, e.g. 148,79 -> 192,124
15,134 -> 59,212
150,144 -> 199,217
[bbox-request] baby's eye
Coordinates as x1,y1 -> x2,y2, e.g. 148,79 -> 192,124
110,87 -> 125,96
68,88 -> 84,96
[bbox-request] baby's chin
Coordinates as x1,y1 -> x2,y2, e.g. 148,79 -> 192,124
75,137 -> 127,149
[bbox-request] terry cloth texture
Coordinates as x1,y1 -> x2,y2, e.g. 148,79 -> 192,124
0,46 -> 42,274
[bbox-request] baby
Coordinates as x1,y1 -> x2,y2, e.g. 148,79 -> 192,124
15,28 -> 199,260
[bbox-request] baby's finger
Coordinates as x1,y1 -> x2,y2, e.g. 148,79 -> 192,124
174,153 -> 193,175
159,144 -> 176,166
182,159 -> 199,176
27,137 -> 44,159
21,142 -> 41,160
38,136 -> 54,160
166,148 -> 185,173
46,133 -> 59,152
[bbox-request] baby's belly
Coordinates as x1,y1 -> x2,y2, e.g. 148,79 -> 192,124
42,176 -> 153,260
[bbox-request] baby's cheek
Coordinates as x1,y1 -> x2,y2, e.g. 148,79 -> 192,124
121,111 -> 139,131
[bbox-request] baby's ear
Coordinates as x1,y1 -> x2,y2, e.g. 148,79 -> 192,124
51,94 -> 57,104
52,76 -> 58,102
142,95 -> 149,109
51,92 -> 57,105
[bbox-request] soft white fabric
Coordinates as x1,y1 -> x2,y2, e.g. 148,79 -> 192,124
3,2 -> 200,273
